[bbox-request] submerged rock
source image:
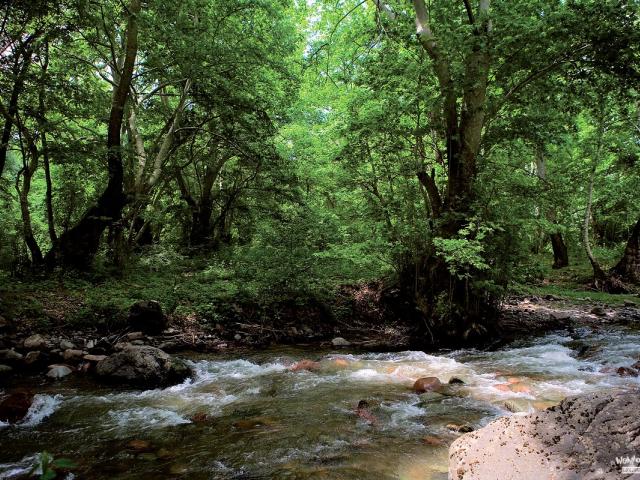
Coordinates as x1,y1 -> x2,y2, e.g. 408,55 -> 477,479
0,390 -> 34,423
449,390 -> 640,479
95,345 -> 192,388
128,300 -> 167,334
413,377 -> 443,394
448,377 -> 465,385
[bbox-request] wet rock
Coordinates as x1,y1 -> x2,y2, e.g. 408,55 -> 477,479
0,349 -> 23,362
503,399 -> 533,413
421,435 -> 444,446
24,334 -> 47,350
131,339 -> 145,346
0,364 -> 12,376
24,350 -> 48,367
624,300 -> 637,307
449,391 -> 640,480
126,439 -> 153,452
126,331 -> 144,341
616,366 -> 638,377
63,349 -> 85,361
0,390 -> 34,423
83,354 -> 107,362
95,345 -> 192,388
590,306 -> 606,316
59,339 -> 75,350
448,377 -> 465,385
631,361 -> 640,371
190,412 -> 212,423
128,300 -> 167,334
156,448 -> 172,460
47,364 -> 73,379
447,423 -> 474,433
413,377 -> 443,394
331,337 -> 351,347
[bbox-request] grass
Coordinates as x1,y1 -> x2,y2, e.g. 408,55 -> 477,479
511,247 -> 640,306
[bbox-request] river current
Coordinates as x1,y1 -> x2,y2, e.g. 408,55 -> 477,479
1,325 -> 639,479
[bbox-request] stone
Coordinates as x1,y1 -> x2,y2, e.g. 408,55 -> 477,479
24,350 -> 44,365
233,334 -> 242,341
331,337 -> 351,347
413,377 -> 443,394
631,360 -> 640,371
0,364 -> 12,376
83,354 -> 107,362
448,377 -> 465,385
447,423 -> 474,433
126,439 -> 152,452
623,300 -> 636,307
63,349 -> 85,361
59,339 -> 75,350
449,391 -> 640,480
126,331 -> 144,341
421,435 -> 444,446
0,390 -> 34,423
0,349 -> 23,362
24,334 -> 47,350
590,306 -> 607,316
616,366 -> 638,377
47,365 -> 73,379
290,359 -> 321,372
0,315 -> 13,331
128,300 -> 167,334
95,346 -> 192,388
86,340 -> 95,349
131,339 -> 145,346
503,399 -> 533,413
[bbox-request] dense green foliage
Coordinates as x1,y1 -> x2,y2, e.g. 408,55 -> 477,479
1,0 -> 639,340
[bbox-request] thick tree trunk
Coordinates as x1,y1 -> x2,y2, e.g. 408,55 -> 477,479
612,216 -> 640,285
550,232 -> 569,269
45,0 -> 140,269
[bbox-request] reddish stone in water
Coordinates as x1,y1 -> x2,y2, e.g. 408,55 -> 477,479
422,435 -> 444,446
616,366 -> 639,377
413,377 -> 443,394
191,412 -> 211,423
0,390 -> 34,423
290,359 -> 321,372
126,439 -> 153,452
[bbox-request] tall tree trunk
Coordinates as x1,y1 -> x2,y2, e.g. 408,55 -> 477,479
535,146 -> 568,268
0,47 -> 33,178
45,0 -> 140,269
15,140 -> 43,266
38,40 -> 57,248
612,216 -> 640,285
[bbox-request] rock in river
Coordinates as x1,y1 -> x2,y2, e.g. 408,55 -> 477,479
0,390 -> 34,423
95,345 -> 192,388
413,376 -> 443,394
449,390 -> 640,480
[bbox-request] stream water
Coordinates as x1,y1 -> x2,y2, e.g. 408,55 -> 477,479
2,325 -> 640,479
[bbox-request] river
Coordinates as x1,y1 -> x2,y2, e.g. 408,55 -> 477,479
1,325 -> 640,479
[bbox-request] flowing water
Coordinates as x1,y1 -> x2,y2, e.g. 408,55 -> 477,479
2,325 -> 640,479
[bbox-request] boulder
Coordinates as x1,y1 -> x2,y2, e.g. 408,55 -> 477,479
47,364 -> 73,379
83,354 -> 107,362
449,391 -> 640,480
0,390 -> 34,423
590,306 -> 607,316
616,366 -> 638,377
128,301 -> 167,334
59,339 -> 75,350
95,346 -> 192,388
63,349 -> 85,361
23,334 -> 47,350
331,337 -> 351,347
413,376 -> 443,394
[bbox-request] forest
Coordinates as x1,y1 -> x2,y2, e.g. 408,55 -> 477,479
0,0 -> 640,479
